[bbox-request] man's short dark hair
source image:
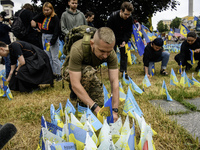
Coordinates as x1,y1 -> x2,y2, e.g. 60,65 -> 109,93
187,32 -> 197,38
0,41 -> 7,47
85,11 -> 94,18
152,38 -> 163,47
121,2 -> 134,12
22,3 -> 33,11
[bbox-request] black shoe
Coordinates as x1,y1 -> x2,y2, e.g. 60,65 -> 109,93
56,75 -> 62,82
122,73 -> 130,80
195,66 -> 200,72
160,69 -> 168,76
185,63 -> 192,71
70,91 -> 77,100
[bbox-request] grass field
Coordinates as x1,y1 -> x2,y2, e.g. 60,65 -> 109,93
0,52 -> 200,150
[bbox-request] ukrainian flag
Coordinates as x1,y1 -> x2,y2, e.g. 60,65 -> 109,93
129,78 -> 143,95
119,81 -> 126,102
103,84 -> 110,104
178,61 -> 182,74
180,24 -> 190,38
160,80 -> 173,101
142,74 -> 151,91
65,99 -> 76,115
190,49 -> 195,64
192,73 -> 200,87
170,68 -> 180,86
151,65 -> 155,77
180,70 -> 191,87
44,39 -> 50,51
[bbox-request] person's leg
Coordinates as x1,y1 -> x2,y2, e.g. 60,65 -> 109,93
174,53 -> 192,70
119,47 -> 128,78
3,54 -> 11,78
148,62 -> 155,75
50,38 -> 61,80
160,51 -> 170,70
78,65 -> 104,107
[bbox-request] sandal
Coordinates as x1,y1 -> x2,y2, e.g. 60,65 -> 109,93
160,69 -> 168,76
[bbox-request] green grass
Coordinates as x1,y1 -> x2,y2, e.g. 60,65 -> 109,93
0,52 -> 200,149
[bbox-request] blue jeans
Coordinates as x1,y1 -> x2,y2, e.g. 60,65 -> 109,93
148,51 -> 170,75
3,54 -> 11,78
42,34 -> 61,75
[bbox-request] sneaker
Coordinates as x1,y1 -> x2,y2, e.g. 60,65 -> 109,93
195,66 -> 200,72
121,73 -> 130,80
56,75 -> 62,82
160,69 -> 168,76
185,63 -> 192,71
70,91 -> 77,100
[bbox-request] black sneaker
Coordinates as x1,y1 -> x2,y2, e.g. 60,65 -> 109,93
121,73 -> 130,80
160,69 -> 168,76
185,63 -> 192,71
56,75 -> 62,82
195,66 -> 200,72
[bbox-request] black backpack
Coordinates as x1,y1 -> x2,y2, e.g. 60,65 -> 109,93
11,9 -> 27,39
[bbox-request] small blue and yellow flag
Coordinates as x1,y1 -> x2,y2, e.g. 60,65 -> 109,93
151,65 -> 155,77
50,104 -> 64,128
160,80 -> 173,101
6,87 -> 13,100
142,74 -> 151,91
103,84 -> 110,104
65,99 -> 76,115
123,87 -> 143,117
192,73 -> 200,87
178,61 -> 182,74
68,123 -> 93,150
55,102 -> 64,118
124,121 -> 136,150
44,39 -> 50,51
50,142 -> 76,150
129,77 -> 143,95
119,81 -> 126,102
170,68 -> 180,86
180,70 -> 191,87
190,49 -> 195,64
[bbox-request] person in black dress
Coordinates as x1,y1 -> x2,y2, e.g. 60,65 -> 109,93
0,41 -> 53,92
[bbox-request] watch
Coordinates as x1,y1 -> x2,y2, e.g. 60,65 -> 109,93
112,108 -> 118,113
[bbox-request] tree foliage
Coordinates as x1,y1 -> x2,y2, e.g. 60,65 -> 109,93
157,21 -> 168,32
170,17 -> 182,29
31,0 -> 179,28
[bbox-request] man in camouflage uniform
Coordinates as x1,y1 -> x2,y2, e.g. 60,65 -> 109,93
62,27 -> 119,122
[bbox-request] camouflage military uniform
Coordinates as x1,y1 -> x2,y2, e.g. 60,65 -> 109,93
62,64 -> 104,107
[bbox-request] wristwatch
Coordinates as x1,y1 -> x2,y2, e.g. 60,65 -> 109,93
112,108 -> 118,113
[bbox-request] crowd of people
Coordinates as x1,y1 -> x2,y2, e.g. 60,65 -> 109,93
0,0 -> 200,123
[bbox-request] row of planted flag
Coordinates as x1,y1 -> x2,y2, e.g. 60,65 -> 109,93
37,75 -> 158,150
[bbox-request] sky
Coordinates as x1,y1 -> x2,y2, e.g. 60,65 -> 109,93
1,0 -> 200,30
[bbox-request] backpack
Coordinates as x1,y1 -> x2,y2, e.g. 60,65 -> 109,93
11,9 -> 27,39
63,25 -> 97,56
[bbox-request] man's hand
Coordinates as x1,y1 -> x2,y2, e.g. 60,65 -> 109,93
94,106 -> 101,115
113,111 -> 118,122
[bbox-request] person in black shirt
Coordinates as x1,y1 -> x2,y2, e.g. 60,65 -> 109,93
0,41 -> 53,93
31,2 -> 61,81
107,2 -> 133,79
175,32 -> 200,72
143,38 -> 170,77
85,11 -> 95,27
14,3 -> 42,49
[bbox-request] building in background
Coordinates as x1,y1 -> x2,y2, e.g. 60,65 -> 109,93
162,20 -> 171,30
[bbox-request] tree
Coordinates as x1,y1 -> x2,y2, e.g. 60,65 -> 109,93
170,17 -> 181,29
31,0 -> 179,28
157,21 -> 168,32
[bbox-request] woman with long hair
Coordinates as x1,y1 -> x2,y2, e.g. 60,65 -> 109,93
31,2 -> 61,81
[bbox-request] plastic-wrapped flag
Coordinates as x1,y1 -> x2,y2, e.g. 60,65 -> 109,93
115,115 -> 131,149
50,104 -> 64,128
83,120 -> 99,146
65,99 -> 76,115
119,81 -> 126,102
70,113 -> 84,128
84,131 -> 97,150
110,116 -> 122,144
50,142 -> 76,150
56,102 -> 64,118
123,87 -> 143,117
170,68 -> 180,86
98,119 -> 110,144
142,74 -> 151,91
68,123 -> 93,150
